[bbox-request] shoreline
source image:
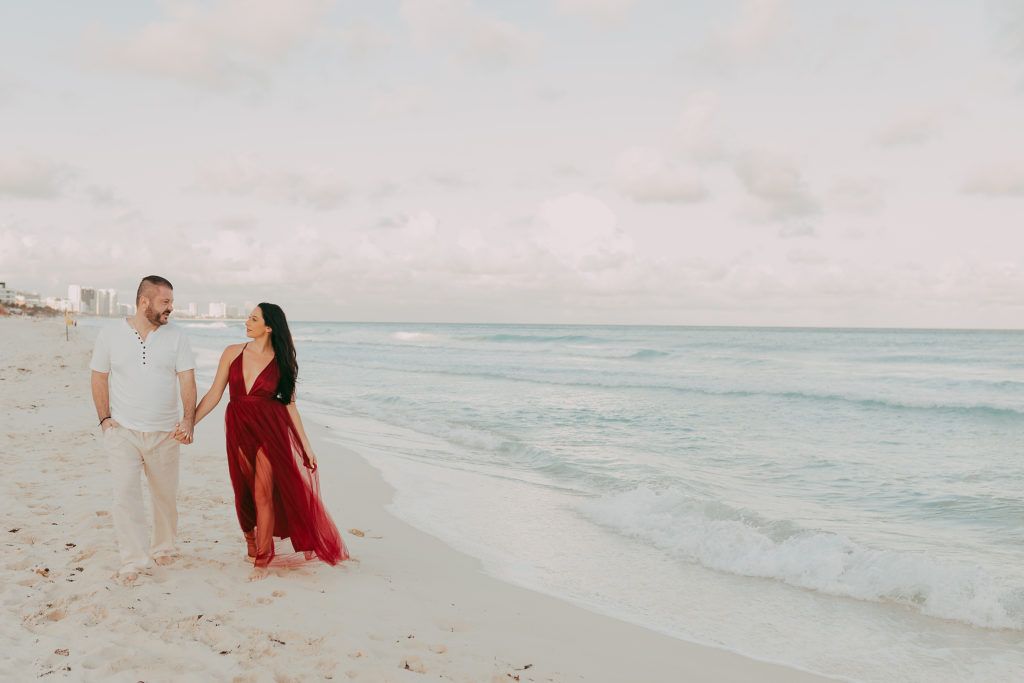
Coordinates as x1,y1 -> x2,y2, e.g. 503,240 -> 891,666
2,316 -> 834,681
176,316 -> 1024,332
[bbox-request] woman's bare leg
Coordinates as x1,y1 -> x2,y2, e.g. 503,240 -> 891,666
247,447 -> 274,582
235,447 -> 258,563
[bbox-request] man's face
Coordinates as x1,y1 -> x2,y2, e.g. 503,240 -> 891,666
145,286 -> 174,326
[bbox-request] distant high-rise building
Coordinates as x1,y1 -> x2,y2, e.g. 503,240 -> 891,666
0,282 -> 15,305
187,302 -> 198,317
68,284 -> 82,313
208,302 -> 227,318
80,287 -> 96,315
97,288 -> 119,317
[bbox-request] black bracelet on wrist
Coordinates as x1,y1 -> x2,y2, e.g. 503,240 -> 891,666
99,416 -> 112,426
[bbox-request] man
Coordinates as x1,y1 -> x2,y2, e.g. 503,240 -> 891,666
90,275 -> 197,584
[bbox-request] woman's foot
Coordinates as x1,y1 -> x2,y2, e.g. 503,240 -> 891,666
246,566 -> 269,582
117,569 -> 139,585
153,555 -> 175,567
243,531 -> 259,566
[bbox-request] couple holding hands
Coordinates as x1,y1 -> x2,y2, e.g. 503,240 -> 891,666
90,275 -> 348,584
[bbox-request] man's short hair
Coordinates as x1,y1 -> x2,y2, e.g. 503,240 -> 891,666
136,275 -> 174,306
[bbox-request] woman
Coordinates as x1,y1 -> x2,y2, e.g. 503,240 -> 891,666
192,303 -> 348,581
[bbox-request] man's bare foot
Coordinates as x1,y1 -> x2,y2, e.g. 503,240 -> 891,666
118,570 -> 139,585
246,566 -> 269,582
153,555 -> 175,567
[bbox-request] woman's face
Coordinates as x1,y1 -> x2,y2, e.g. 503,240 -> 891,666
245,307 -> 270,339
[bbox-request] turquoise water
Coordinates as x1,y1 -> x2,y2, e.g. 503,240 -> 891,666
136,321 -> 1024,680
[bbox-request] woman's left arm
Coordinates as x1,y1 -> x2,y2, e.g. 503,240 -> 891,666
286,401 -> 317,469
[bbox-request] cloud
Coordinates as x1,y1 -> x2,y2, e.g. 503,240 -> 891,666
192,230 -> 278,279
0,69 -> 23,104
533,193 -> 634,272
429,171 -> 473,188
84,0 -> 335,89
87,184 -> 121,205
963,161 -> 1024,196
735,149 -> 818,221
673,90 -> 725,163
357,210 -> 441,267
196,156 -> 347,209
699,0 -> 792,67
787,248 -> 827,265
399,0 -> 540,65
348,196 -> 641,291
0,227 -> 139,283
615,146 -> 707,203
534,84 -> 567,102
989,0 -> 1024,62
829,177 -> 885,215
336,22 -> 395,60
217,215 -> 259,231
778,224 -> 816,239
371,85 -> 431,116
163,226 -> 343,290
554,0 -> 638,21
0,229 -> 36,269
0,153 -> 72,199
872,106 -> 948,147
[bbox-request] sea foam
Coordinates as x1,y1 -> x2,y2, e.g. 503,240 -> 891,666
582,486 -> 1024,630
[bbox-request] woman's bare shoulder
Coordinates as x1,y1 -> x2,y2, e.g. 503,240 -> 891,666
221,343 -> 246,361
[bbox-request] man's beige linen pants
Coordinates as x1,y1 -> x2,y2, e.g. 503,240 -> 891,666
105,427 -> 179,573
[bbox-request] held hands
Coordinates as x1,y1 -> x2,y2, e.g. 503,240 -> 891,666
101,418 -> 120,433
173,419 -> 195,445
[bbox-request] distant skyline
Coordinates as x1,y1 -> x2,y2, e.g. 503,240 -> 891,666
2,278 -> 254,318
2,1 -> 1023,327
62,281 -> 251,318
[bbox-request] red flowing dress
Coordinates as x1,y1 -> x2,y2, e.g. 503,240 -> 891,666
224,347 -> 348,568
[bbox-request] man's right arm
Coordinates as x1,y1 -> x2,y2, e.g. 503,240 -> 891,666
91,371 -> 116,431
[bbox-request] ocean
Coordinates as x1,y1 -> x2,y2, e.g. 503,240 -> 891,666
146,320 -> 1024,680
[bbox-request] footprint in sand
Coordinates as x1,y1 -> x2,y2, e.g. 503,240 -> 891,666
5,556 -> 32,571
45,607 -> 67,621
404,638 -> 449,656
401,656 -> 428,674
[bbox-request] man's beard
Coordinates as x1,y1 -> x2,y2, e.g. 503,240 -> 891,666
146,303 -> 170,326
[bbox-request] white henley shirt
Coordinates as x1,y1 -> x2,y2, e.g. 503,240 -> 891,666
90,319 -> 196,432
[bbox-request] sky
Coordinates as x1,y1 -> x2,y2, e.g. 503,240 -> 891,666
2,0 -> 1024,327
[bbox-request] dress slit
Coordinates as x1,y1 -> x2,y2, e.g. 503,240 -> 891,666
252,447 -> 276,567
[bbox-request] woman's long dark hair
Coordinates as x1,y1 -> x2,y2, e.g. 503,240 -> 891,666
259,302 -> 298,405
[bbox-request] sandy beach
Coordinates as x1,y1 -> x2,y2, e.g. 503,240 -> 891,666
1,316 -> 832,682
